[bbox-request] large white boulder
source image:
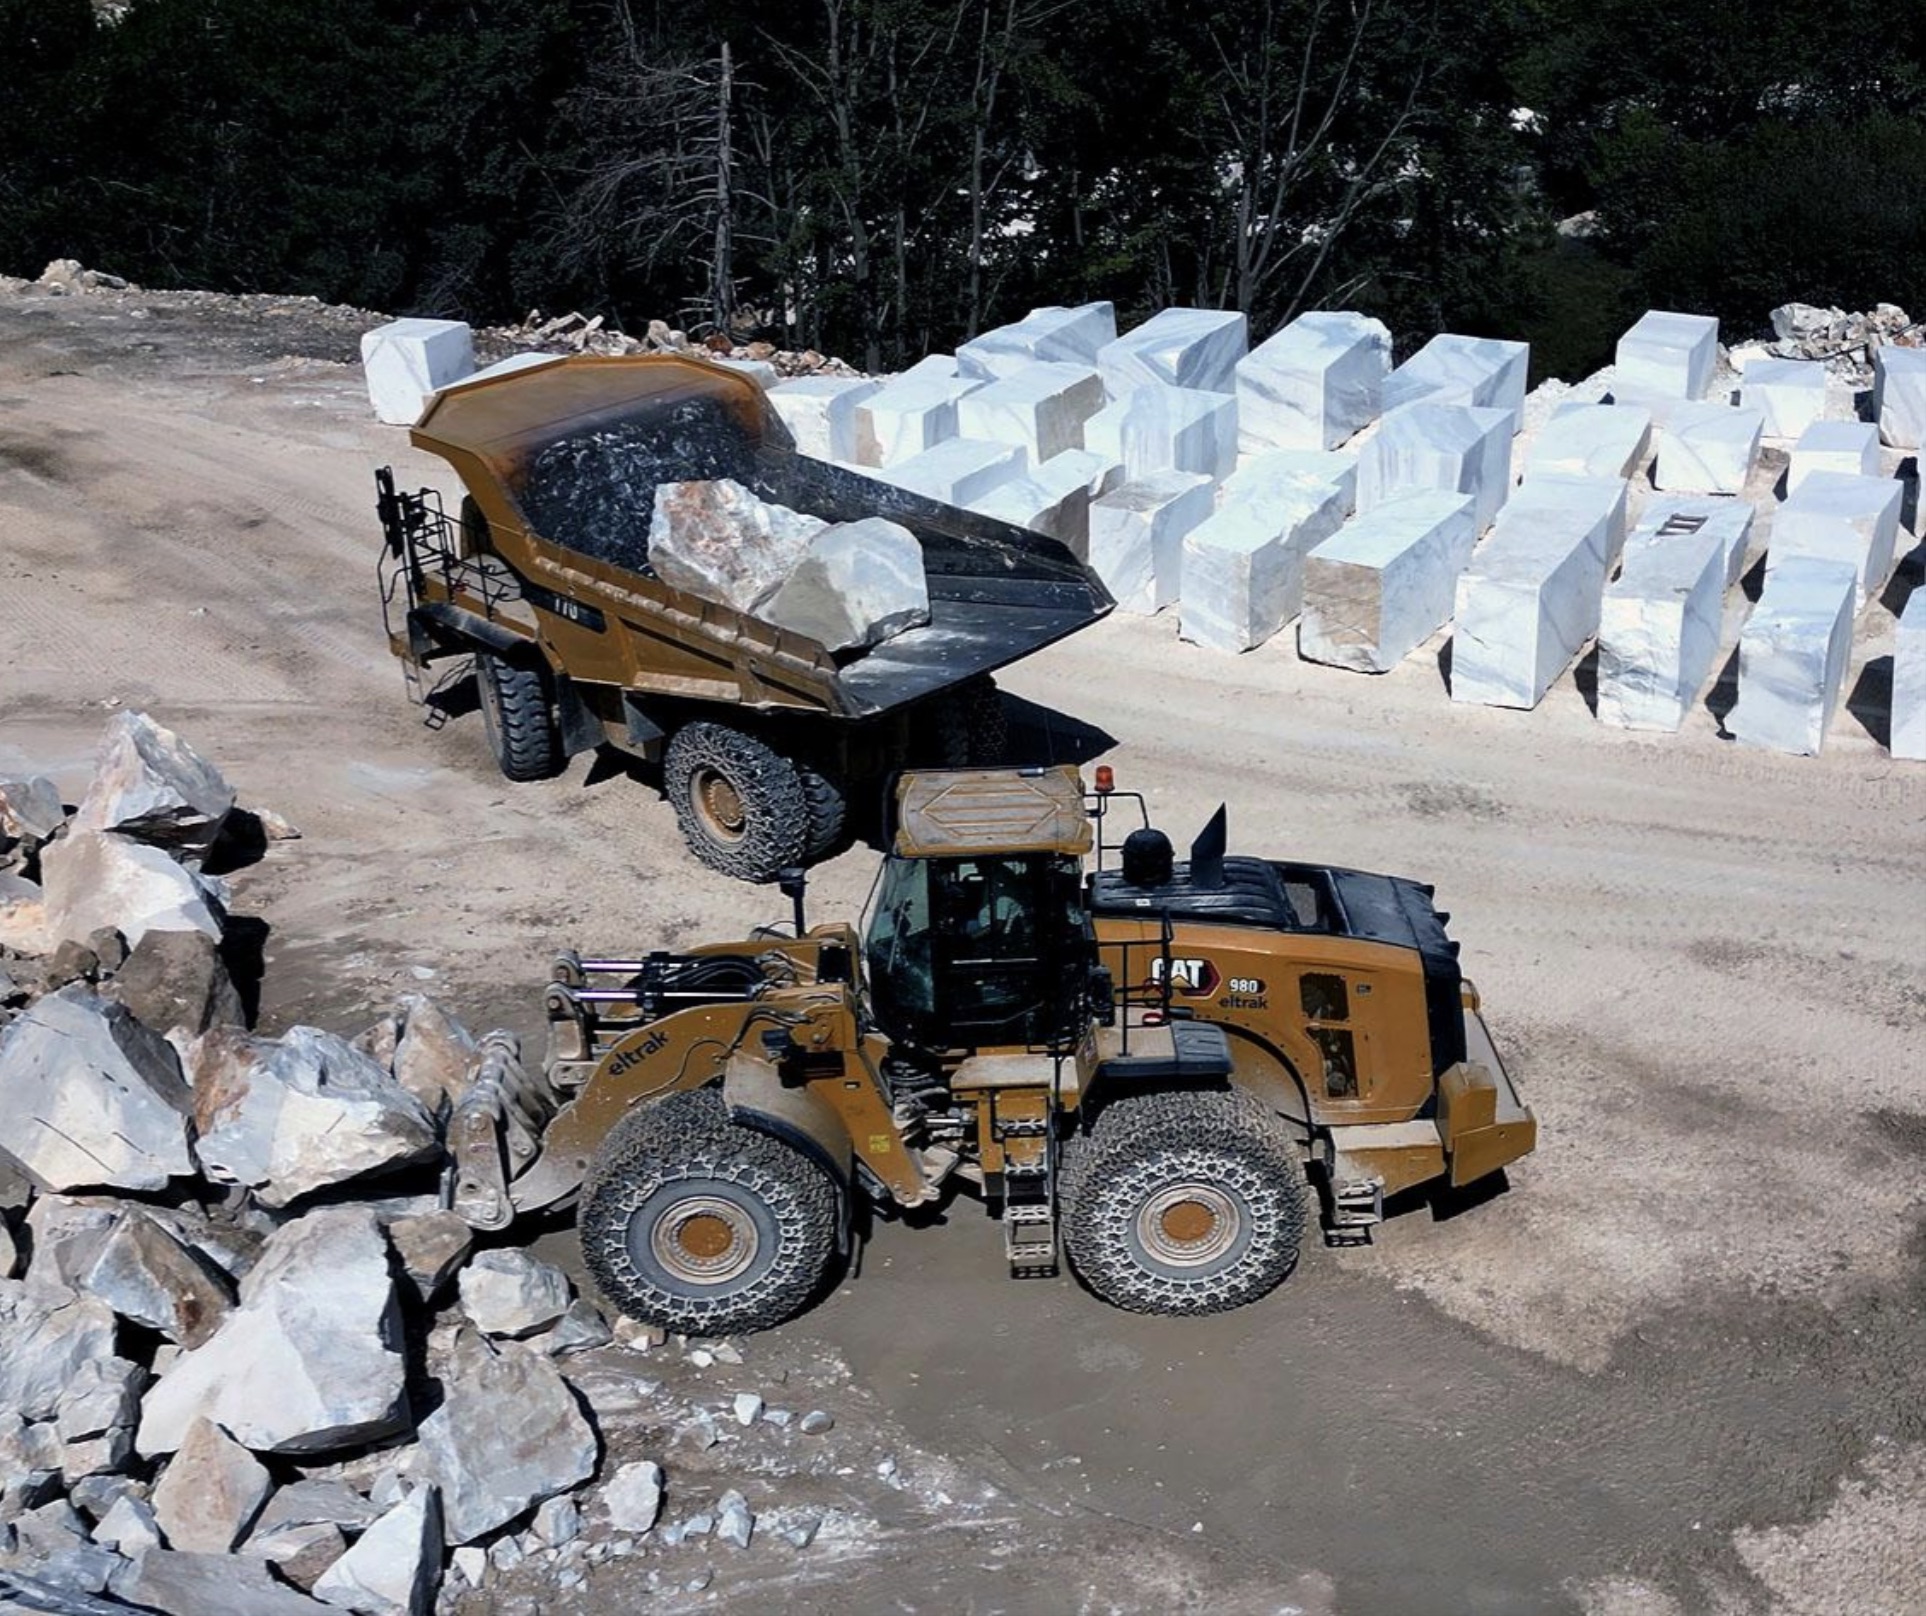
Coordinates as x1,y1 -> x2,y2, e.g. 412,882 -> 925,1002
957,303 -> 1117,380
1357,403 -> 1512,532
1526,402 -> 1653,481
1726,558 -> 1858,755
1300,492 -> 1478,672
361,319 -> 475,427
0,776 -> 64,847
955,362 -> 1105,462
1892,589 -> 1926,761
1382,333 -> 1528,435
759,517 -> 932,653
0,987 -> 192,1192
1741,358 -> 1827,439
1450,472 -> 1628,709
1768,470 -> 1904,609
1180,479 -> 1350,654
1236,311 -> 1391,452
115,1549 -> 342,1615
1098,307 -> 1248,397
1874,344 -> 1926,448
1787,419 -> 1880,494
1085,472 -> 1216,612
189,1026 -> 439,1208
1084,383 -> 1238,482
647,478 -> 826,613
1638,494 -> 1756,589
875,438 -> 1027,506
765,376 -> 880,462
457,1250 -> 572,1339
1614,310 -> 1718,402
71,711 -> 234,864
1653,401 -> 1763,495
1595,509 -> 1729,730
136,1205 -> 409,1458
849,372 -> 984,466
413,1330 -> 599,1545
40,830 -> 225,951
0,873 -> 48,955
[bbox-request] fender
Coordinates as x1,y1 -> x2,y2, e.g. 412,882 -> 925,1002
722,1049 -> 854,1187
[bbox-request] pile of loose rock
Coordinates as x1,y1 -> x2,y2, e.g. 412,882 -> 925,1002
480,310 -> 858,381
0,716 -> 863,1615
1754,301 -> 1921,388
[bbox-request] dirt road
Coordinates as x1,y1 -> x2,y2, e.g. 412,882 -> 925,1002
3,286 -> 1923,1613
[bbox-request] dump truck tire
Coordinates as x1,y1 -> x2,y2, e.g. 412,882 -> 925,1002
797,758 -> 848,859
664,721 -> 810,881
1061,1088 -> 1305,1316
579,1086 -> 842,1335
476,651 -> 564,782
930,678 -> 1008,767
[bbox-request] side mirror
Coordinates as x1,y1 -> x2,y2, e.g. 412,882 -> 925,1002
777,865 -> 808,936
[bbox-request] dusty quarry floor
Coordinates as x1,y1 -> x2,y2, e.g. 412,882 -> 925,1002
2,287 -> 1924,1615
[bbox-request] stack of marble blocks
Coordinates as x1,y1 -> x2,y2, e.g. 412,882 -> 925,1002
1450,472 -> 1629,709
1596,500 -> 1749,730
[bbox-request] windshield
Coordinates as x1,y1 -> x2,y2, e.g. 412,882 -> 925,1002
864,856 -> 936,1031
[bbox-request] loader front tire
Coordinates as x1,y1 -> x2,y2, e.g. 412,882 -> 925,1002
1062,1088 -> 1306,1317
476,651 -> 564,782
664,721 -> 810,882
797,756 -> 848,859
579,1087 -> 843,1336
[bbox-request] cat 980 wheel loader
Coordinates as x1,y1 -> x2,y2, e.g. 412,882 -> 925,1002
447,766 -> 1536,1333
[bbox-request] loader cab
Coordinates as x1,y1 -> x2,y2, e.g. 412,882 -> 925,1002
865,767 -> 1098,1054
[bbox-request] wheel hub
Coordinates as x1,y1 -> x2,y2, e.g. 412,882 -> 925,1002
692,768 -> 748,841
649,1195 -> 759,1284
1136,1183 -> 1242,1268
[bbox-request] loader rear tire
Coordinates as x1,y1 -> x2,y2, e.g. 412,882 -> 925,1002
1062,1088 -> 1306,1317
579,1087 -> 843,1336
664,721 -> 810,882
476,651 -> 564,782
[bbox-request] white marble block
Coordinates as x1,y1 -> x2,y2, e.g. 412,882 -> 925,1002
850,372 -> 984,466
1653,401 -> 1763,494
1874,345 -> 1926,449
1358,404 -> 1512,532
1740,358 -> 1827,439
956,362 -> 1105,462
361,319 -> 476,425
1450,472 -> 1629,709
1084,383 -> 1238,482
878,438 -> 1027,507
1040,447 -> 1125,502
1637,494 -> 1755,588
1382,334 -> 1530,435
1179,479 -> 1351,653
1725,558 -> 1858,754
1222,447 -> 1358,515
766,376 -> 880,462
968,454 -> 1097,555
1300,492 -> 1478,672
1614,310 -> 1719,402
1595,512 -> 1729,731
1236,311 -> 1392,452
1527,402 -> 1654,480
1769,470 -> 1904,608
956,303 -> 1118,380
897,353 -> 960,383
1787,420 -> 1880,494
1098,308 -> 1249,398
1086,471 -> 1216,612
1893,590 -> 1926,761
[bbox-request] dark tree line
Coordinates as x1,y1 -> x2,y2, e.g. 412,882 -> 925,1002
4,0 -> 1925,377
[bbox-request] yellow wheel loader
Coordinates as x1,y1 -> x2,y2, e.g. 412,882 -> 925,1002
448,767 -> 1536,1332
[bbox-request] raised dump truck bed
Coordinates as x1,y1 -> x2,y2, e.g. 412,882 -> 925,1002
378,354 -> 1113,880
